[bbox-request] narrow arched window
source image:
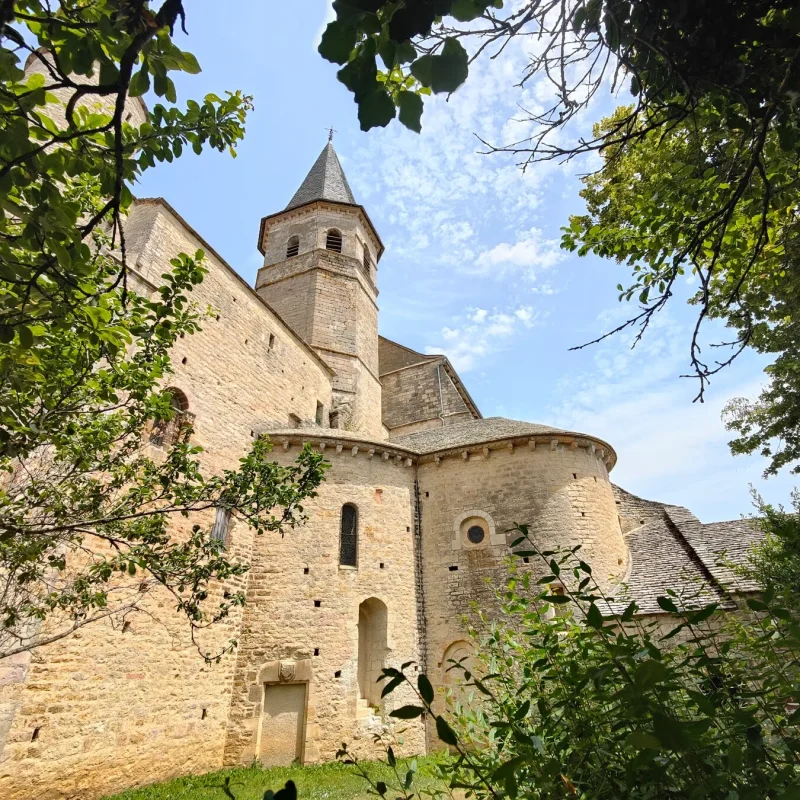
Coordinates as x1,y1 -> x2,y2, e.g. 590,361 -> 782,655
149,388 -> 192,448
340,504 -> 358,566
286,235 -> 299,258
362,246 -> 371,273
326,229 -> 343,253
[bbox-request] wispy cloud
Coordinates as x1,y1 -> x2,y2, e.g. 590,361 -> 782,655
425,305 -> 541,373
546,309 -> 794,520
472,226 -> 564,278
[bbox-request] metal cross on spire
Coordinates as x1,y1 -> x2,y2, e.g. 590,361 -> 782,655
325,125 -> 337,142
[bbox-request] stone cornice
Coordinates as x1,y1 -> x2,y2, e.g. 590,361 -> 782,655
262,429 -> 616,470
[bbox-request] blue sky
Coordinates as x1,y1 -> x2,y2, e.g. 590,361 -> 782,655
135,0 -> 795,522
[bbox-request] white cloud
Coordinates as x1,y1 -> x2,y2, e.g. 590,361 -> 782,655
425,305 -> 541,373
545,309 -> 794,521
472,227 -> 564,278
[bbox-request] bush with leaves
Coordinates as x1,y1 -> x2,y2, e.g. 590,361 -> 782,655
0,2 -> 328,661
347,524 -> 800,799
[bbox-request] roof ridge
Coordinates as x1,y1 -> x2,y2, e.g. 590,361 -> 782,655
286,142 -> 356,211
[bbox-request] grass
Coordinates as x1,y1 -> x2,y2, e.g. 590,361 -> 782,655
103,756 -> 443,800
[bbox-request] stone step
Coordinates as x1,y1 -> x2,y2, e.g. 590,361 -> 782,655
356,697 -> 372,719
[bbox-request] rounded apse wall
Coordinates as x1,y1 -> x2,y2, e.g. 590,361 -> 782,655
417,436 -> 627,740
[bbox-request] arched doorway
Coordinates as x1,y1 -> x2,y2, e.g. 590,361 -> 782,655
357,598 -> 388,707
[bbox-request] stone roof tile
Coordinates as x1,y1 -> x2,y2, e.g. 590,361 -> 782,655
286,142 -> 356,210
390,416 -> 612,456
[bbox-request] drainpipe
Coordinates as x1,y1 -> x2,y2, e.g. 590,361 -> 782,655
436,363 -> 445,427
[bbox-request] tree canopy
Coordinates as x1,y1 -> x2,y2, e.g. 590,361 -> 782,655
0,1 -> 328,659
321,0 -> 800,472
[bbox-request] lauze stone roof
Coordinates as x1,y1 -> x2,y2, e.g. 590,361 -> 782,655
611,486 -> 764,615
285,142 -> 357,211
390,416 -> 614,455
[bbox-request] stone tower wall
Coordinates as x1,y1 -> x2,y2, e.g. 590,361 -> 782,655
224,437 -> 425,765
416,438 -> 626,748
0,199 -> 338,800
256,203 -> 383,438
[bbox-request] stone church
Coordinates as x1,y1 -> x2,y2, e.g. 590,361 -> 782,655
0,75 -> 762,798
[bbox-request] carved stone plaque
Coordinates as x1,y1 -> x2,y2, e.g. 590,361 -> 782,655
278,661 -> 296,682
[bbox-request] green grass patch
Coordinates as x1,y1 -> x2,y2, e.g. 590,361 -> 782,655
103,756 -> 442,800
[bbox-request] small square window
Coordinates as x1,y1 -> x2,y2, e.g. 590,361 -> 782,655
314,600 -> 321,608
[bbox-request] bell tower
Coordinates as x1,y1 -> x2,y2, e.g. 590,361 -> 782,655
255,142 -> 385,438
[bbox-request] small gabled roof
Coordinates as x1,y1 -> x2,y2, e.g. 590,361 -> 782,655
286,142 -> 356,210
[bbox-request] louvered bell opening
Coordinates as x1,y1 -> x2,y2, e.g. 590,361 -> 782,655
286,237 -> 299,258
326,230 -> 343,253
339,504 -> 357,566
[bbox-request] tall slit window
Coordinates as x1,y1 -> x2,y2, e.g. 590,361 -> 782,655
326,229 -> 343,253
362,246 -> 371,274
340,504 -> 358,566
211,507 -> 231,546
286,235 -> 300,258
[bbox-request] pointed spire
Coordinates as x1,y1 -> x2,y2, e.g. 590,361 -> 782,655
286,142 -> 357,211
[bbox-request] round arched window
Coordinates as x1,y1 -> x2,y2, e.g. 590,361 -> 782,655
467,525 -> 485,544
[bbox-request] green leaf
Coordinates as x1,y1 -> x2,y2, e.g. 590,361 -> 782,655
396,41 -> 417,64
586,602 -> 603,628
357,89 -> 396,131
179,51 -> 202,74
410,54 -> 434,88
634,659 -> 668,689
417,673 -> 434,704
387,746 -> 396,767
625,731 -> 661,750
656,596 -> 678,613
318,21 -> 358,65
397,91 -> 423,132
430,38 -> 469,94
129,69 -> 150,98
381,675 -> 404,697
452,0 -> 484,22
652,713 -> 690,751
492,754 -> 526,780
376,781 -> 387,796
378,40 -> 397,69
687,603 -> 718,625
435,714 -> 458,746
389,705 -> 424,719
18,325 -> 33,349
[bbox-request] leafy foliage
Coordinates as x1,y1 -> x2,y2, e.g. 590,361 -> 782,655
320,0 -> 800,148
747,490 -> 800,596
1,0 -> 251,346
351,526 -> 800,799
562,103 -> 800,471
321,1 -> 800,429
0,2 -> 328,659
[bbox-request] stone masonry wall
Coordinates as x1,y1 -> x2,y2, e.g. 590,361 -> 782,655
224,437 -> 425,766
416,440 -> 626,749
0,199 -> 337,800
382,360 -> 472,435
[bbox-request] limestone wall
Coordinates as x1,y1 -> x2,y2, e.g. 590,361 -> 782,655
382,360 -> 474,436
0,199 -> 338,800
416,438 -> 626,748
256,243 -> 384,438
260,203 -> 380,287
224,435 -> 425,765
